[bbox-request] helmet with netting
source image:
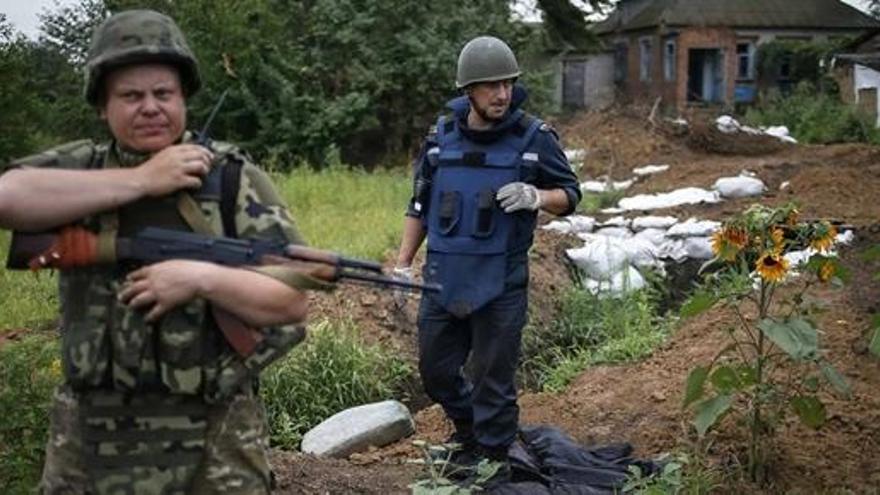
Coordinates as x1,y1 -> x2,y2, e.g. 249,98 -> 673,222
84,9 -> 200,105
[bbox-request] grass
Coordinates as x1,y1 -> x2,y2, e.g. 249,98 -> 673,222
521,279 -> 674,393
0,332 -> 60,492
261,319 -> 412,450
0,230 -> 59,333
579,189 -> 625,214
272,164 -> 412,260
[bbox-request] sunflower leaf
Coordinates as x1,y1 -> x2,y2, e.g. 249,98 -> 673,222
790,395 -> 826,429
820,361 -> 852,399
683,366 -> 709,408
757,318 -> 818,361
870,327 -> 880,359
693,394 -> 732,437
680,292 -> 717,318
710,366 -> 742,393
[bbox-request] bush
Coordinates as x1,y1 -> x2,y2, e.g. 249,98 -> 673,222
260,319 -> 412,450
744,82 -> 880,145
0,333 -> 60,493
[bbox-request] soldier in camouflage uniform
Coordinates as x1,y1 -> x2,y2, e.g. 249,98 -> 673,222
0,9 -> 311,494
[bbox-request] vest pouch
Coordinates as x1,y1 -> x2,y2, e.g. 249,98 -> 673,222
108,298 -> 154,391
157,300 -> 207,395
60,271 -> 113,389
438,190 -> 461,236
473,188 -> 497,239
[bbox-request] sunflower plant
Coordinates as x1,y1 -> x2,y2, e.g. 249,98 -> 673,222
680,204 -> 851,484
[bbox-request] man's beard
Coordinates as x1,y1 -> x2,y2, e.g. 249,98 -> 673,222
468,96 -> 507,124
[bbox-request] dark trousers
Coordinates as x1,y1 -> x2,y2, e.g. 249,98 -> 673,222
417,286 -> 527,450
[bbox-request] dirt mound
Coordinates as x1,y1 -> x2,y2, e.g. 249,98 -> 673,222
271,109 -> 880,493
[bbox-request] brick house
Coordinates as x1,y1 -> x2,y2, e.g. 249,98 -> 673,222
582,0 -> 880,109
832,29 -> 880,125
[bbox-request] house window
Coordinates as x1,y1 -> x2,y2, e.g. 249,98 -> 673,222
614,42 -> 628,82
640,37 -> 653,82
664,39 -> 676,81
736,42 -> 755,80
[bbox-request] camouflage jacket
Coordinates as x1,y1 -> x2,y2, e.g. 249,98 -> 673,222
6,135 -> 306,402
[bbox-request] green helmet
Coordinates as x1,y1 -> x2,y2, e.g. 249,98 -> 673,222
84,9 -> 200,105
455,36 -> 521,89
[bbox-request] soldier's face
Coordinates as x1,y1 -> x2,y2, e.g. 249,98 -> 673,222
467,79 -> 514,124
100,64 -> 186,153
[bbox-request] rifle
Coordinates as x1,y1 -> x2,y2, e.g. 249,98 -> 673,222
7,226 -> 439,355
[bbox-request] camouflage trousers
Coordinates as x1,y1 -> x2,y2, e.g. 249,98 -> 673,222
38,384 -> 272,494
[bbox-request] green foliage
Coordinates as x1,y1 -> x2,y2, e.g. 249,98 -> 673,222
408,440 -> 504,494
0,333 -> 61,492
273,164 -> 411,260
260,319 -> 412,450
755,39 -> 844,87
0,231 -> 59,332
522,281 -> 671,392
578,189 -> 625,214
681,203 -> 850,484
744,82 -> 880,145
2,0 -> 584,167
623,452 -> 721,495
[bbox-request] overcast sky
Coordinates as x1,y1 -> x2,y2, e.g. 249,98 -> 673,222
2,0 -> 876,40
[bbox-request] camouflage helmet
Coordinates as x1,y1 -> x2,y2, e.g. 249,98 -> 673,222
84,9 -> 200,105
455,36 -> 521,89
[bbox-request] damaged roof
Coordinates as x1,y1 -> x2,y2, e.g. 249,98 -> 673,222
595,0 -> 880,34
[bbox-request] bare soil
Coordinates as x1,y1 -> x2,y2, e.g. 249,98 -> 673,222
275,108 -> 880,493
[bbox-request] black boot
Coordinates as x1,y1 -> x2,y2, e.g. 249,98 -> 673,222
430,421 -> 480,479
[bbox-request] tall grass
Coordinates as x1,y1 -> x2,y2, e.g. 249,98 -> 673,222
272,165 -> 412,260
261,319 -> 412,449
0,230 -> 58,332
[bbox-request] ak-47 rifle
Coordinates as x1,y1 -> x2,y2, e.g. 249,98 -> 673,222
7,227 -> 439,356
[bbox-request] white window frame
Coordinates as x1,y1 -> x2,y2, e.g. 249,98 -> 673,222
640,36 -> 653,82
736,41 -> 756,80
664,39 -> 676,81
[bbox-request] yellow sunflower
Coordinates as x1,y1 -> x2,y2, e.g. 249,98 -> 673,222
711,226 -> 749,261
818,260 -> 836,282
756,252 -> 789,283
770,227 -> 785,254
810,222 -> 837,253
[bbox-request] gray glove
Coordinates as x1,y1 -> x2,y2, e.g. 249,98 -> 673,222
391,265 -> 414,309
496,182 -> 542,213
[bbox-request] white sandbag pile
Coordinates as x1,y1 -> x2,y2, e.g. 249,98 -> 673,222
617,187 -> 721,212
715,115 -> 798,144
562,214 -> 726,297
632,164 -> 670,176
542,215 -> 596,235
713,173 -> 766,199
581,178 -> 635,193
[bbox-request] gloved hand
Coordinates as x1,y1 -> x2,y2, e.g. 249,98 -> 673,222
496,182 -> 542,213
391,265 -> 414,309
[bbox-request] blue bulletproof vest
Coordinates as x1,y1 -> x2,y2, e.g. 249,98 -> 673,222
425,110 -> 542,317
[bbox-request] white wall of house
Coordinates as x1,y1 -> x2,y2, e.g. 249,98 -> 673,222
854,63 -> 880,126
556,53 -> 616,110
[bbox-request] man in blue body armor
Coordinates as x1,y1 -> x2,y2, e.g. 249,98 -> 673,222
393,36 -> 582,479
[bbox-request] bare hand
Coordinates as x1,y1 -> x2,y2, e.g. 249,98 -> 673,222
136,144 -> 214,197
118,260 -> 212,322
